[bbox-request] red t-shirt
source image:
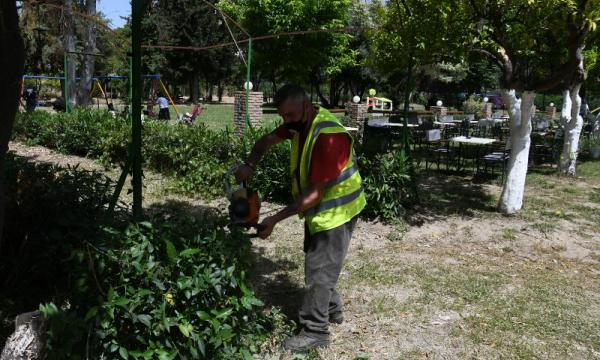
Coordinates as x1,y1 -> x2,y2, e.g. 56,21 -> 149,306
275,125 -> 351,184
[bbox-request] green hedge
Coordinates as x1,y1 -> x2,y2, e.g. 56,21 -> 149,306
2,154 -> 288,359
13,109 -> 415,220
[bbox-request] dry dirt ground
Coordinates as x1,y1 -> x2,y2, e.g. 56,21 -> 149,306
8,142 -> 600,360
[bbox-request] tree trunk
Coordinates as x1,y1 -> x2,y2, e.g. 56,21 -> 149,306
64,0 -> 77,108
78,0 -> 97,106
189,74 -> 199,103
1,311 -> 47,360
559,84 -> 584,176
498,89 -> 535,214
217,82 -> 223,102
0,0 -> 25,250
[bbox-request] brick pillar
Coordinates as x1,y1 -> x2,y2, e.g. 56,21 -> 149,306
546,105 -> 556,120
347,103 -> 367,127
430,106 -> 447,119
233,91 -> 263,136
484,103 -> 493,118
347,103 -> 368,144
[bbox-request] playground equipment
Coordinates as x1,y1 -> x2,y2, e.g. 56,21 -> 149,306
367,96 -> 393,112
20,74 -> 179,116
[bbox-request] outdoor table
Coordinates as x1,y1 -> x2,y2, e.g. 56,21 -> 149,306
451,136 -> 496,145
452,120 -> 479,125
450,136 -> 497,172
434,121 -> 457,126
383,122 -> 419,128
363,119 -> 416,153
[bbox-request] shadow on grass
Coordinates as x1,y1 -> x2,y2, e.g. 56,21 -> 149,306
1,153 -> 126,340
409,171 -> 499,225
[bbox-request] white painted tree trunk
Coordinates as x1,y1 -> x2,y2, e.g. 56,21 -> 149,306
498,90 -> 535,214
559,84 -> 584,176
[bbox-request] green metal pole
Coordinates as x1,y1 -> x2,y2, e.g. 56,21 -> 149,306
64,52 -> 70,113
402,55 -> 413,156
129,57 -> 133,111
245,38 -> 252,128
131,0 -> 144,220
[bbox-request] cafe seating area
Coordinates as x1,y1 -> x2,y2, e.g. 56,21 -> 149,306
359,107 -> 572,180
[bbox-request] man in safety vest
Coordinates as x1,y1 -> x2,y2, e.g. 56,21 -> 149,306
235,84 -> 366,352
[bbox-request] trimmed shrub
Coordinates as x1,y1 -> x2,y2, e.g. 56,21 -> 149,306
2,154 -> 288,359
13,110 -> 414,221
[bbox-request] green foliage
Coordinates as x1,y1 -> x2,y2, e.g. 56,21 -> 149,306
462,95 -> 485,118
2,153 -> 288,359
1,153 -> 125,342
12,110 -> 291,201
13,110 -> 414,222
141,0 -> 236,87
359,150 -> 414,221
81,221 -> 278,359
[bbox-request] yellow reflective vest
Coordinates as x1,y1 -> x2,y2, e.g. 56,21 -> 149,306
291,107 -> 366,234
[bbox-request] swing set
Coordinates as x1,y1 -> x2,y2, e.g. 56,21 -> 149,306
21,73 -> 180,117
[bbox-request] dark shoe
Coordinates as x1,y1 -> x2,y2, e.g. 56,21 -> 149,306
329,312 -> 344,324
282,332 -> 329,352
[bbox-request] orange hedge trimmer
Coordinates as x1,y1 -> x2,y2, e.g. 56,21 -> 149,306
224,166 -> 264,237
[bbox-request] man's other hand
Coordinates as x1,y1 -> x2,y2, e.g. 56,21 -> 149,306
257,216 -> 277,239
234,163 -> 254,183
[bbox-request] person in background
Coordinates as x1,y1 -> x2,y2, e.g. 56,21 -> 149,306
24,88 -> 37,112
157,95 -> 170,120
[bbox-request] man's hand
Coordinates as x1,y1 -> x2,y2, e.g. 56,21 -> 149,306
257,216 -> 277,239
234,163 -> 255,183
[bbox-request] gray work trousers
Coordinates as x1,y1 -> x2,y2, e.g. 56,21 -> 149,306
299,216 -> 357,339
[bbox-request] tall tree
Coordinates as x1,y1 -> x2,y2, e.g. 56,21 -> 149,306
369,0 -> 468,108
78,0 -> 97,106
142,0 -> 237,103
0,0 -> 25,248
63,0 -> 77,108
463,0 -> 598,213
559,1 -> 600,175
221,0 -> 356,105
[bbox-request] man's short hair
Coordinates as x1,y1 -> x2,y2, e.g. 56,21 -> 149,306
273,84 -> 309,108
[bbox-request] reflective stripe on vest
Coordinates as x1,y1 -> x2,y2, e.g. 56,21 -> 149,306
303,187 -> 364,217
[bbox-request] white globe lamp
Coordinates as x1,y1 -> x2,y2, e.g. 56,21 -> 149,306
352,95 -> 361,104
483,97 -> 489,103
436,100 -> 443,107
549,102 -> 555,107
244,81 -> 253,91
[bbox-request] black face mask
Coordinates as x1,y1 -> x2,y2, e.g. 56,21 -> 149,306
283,105 -> 306,133
284,121 -> 305,132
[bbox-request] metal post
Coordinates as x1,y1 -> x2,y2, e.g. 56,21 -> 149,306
131,0 -> 145,220
64,52 -> 71,113
245,38 -> 252,128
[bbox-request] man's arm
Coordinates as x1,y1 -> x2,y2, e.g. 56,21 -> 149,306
257,181 -> 327,239
235,129 -> 285,182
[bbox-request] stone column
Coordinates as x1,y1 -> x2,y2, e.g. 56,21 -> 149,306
347,103 -> 367,127
546,105 -> 556,120
233,91 -> 263,136
347,103 -> 368,144
430,106 -> 447,119
483,103 -> 493,118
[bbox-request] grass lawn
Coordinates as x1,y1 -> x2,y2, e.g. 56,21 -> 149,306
167,103 -> 344,131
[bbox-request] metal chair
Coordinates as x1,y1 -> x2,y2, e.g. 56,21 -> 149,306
478,142 -> 510,180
